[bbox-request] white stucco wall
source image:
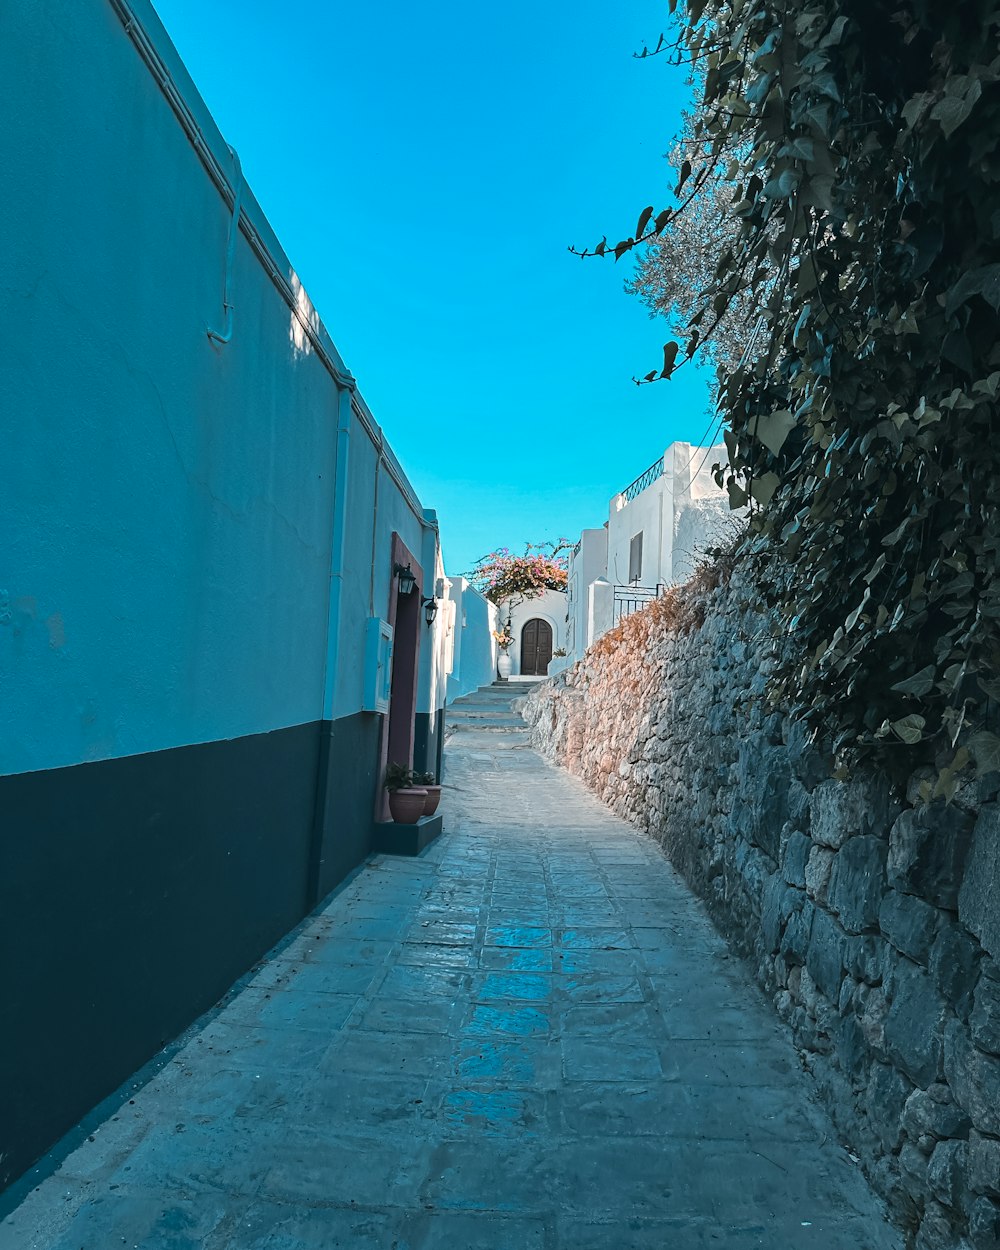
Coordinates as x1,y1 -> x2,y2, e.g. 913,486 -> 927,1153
566,529 -> 608,663
0,0 -> 443,776
605,441 -> 728,594
445,579 -> 498,701
503,589 -> 569,677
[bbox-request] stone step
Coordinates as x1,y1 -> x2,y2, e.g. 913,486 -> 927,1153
447,702 -> 525,715
445,718 -> 531,733
445,715 -> 522,725
449,695 -> 532,710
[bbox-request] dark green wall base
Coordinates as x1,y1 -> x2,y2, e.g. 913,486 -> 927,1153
310,712 -> 383,902
374,813 -> 444,856
0,712 -> 378,1192
414,708 -> 445,781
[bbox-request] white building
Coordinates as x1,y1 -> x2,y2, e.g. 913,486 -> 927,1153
565,528 -> 608,664
504,588 -> 569,678
562,440 -> 732,668
445,578 -> 499,701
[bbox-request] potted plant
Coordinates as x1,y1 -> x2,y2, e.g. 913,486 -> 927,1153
384,762 -> 427,825
414,771 -> 442,816
492,623 -> 514,680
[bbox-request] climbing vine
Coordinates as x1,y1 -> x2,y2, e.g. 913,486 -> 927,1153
587,0 -> 1000,794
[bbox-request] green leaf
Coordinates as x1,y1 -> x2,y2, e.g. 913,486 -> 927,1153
891,715 -> 926,744
902,92 -> 933,128
845,587 -> 872,632
945,265 -> 1000,318
971,731 -> 1000,777
750,472 -> 781,506
890,665 -> 936,697
727,478 -> 748,510
752,409 -> 796,456
931,95 -> 976,138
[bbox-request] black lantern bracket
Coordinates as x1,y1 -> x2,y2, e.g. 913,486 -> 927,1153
394,562 -> 416,595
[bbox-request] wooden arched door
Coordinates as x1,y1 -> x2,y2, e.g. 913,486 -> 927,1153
520,618 -> 553,676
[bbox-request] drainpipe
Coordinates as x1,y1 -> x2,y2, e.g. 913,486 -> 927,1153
308,384 -> 354,907
207,146 -> 243,344
322,385 -> 354,721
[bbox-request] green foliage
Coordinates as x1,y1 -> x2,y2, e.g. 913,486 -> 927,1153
384,762 -> 416,792
614,0 -> 1000,788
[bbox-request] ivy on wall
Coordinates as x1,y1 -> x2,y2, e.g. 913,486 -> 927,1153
589,0 -> 1000,794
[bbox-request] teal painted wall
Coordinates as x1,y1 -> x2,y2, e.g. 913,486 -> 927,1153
0,0 -> 448,1192
0,0 -> 439,776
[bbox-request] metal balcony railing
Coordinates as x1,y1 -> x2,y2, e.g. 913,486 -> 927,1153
612,583 -> 664,625
620,456 -> 665,503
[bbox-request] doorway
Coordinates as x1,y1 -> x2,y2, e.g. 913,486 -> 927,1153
520,618 -> 553,676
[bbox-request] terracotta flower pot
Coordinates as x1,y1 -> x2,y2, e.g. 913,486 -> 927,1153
388,787 -> 427,824
422,785 -> 442,816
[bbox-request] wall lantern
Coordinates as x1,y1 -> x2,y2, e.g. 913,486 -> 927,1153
423,597 -> 438,627
394,562 -> 416,595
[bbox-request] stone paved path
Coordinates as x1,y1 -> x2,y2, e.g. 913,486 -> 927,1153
0,729 -> 903,1249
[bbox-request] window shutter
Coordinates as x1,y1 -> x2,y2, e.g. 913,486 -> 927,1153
629,532 -> 643,584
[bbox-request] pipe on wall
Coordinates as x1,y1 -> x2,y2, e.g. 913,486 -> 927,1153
206,146 -> 243,345
322,386 -> 354,721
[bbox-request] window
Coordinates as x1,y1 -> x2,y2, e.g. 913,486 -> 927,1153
629,532 -> 643,584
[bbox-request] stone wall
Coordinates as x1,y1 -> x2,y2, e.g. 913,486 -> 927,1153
519,576 -> 1000,1250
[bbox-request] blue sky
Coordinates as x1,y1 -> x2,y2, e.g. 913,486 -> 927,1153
151,0 -> 714,575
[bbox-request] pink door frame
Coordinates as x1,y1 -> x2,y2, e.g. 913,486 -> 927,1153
376,532 -> 423,821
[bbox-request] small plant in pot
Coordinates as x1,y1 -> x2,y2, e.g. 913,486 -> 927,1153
385,763 -> 427,825
414,771 -> 442,816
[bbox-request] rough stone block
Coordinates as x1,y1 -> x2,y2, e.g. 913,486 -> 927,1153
844,933 -> 887,985
945,1019 -> 1000,1137
918,1201 -> 968,1250
880,889 -> 941,965
860,986 -> 890,1054
928,1139 -> 969,1209
785,717 -> 833,789
890,803 -> 974,909
810,779 -> 866,849
740,743 -> 791,863
760,872 -> 796,954
884,960 -> 949,1086
805,845 -> 836,904
972,978 -> 1000,1057
931,923 -> 983,1021
806,905 -> 847,1003
788,779 -> 810,828
828,836 -> 888,933
900,1141 -> 931,1200
780,898 -> 814,967
867,1061 -> 913,1153
970,1196 -> 1000,1250
969,1133 -> 1000,1198
903,1087 -> 972,1142
781,831 -> 811,887
960,807 -> 1000,963
835,1011 -> 872,1083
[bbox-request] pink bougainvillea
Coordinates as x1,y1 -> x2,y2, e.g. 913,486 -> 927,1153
469,541 -> 570,606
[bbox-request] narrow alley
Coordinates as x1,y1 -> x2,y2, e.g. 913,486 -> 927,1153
1,706 -> 902,1249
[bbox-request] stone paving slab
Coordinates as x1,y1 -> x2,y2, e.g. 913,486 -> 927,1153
0,727 -> 903,1249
